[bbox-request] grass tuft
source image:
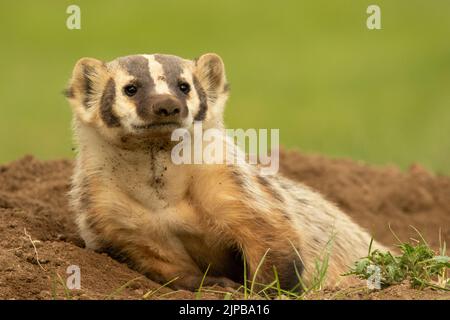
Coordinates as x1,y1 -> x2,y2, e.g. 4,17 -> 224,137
345,229 -> 449,291
51,272 -> 72,300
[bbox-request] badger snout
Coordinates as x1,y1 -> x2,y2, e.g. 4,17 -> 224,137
137,94 -> 188,125
152,95 -> 182,118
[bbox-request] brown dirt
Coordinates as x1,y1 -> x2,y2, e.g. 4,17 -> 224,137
0,151 -> 448,300
279,150 -> 450,250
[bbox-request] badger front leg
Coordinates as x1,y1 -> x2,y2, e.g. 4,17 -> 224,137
126,249 -> 240,291
191,165 -> 305,291
78,210 -> 239,291
221,213 -> 304,291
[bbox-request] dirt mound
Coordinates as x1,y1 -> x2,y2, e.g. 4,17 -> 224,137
0,156 -> 161,299
0,152 -> 449,299
279,150 -> 450,249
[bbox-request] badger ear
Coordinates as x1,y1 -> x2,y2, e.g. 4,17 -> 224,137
65,57 -> 108,110
194,53 -> 228,102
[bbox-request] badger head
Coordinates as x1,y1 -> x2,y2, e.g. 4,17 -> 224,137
65,53 -> 229,147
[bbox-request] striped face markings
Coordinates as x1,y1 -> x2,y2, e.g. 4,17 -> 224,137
117,54 -> 191,99
73,54 -> 226,133
145,55 -> 170,94
112,54 -> 208,125
100,78 -> 120,127
154,54 -> 204,120
117,55 -> 156,121
154,54 -> 186,98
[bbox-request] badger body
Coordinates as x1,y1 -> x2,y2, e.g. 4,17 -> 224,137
66,53 -> 386,290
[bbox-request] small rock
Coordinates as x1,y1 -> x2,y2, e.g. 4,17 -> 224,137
26,256 -> 50,265
39,290 -> 51,299
14,250 -> 23,258
128,281 -> 142,290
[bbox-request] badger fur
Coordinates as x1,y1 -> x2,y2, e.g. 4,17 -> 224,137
65,53 -> 387,291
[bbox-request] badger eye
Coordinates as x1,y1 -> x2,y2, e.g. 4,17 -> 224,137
178,82 -> 191,94
123,84 -> 138,97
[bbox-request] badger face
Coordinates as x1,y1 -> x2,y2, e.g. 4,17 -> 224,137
65,53 -> 229,146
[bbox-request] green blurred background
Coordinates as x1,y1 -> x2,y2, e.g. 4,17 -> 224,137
0,0 -> 449,173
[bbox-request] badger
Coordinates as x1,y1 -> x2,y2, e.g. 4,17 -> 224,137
65,53 -> 386,291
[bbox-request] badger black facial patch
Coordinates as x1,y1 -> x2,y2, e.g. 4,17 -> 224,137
119,55 -> 154,84
193,76 -> 208,121
118,55 -> 156,120
154,55 -> 183,79
100,78 -> 120,127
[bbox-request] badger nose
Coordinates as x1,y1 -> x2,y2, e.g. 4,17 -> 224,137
154,104 -> 180,116
152,95 -> 182,118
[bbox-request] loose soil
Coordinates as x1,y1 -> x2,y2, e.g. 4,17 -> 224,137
0,150 -> 448,300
